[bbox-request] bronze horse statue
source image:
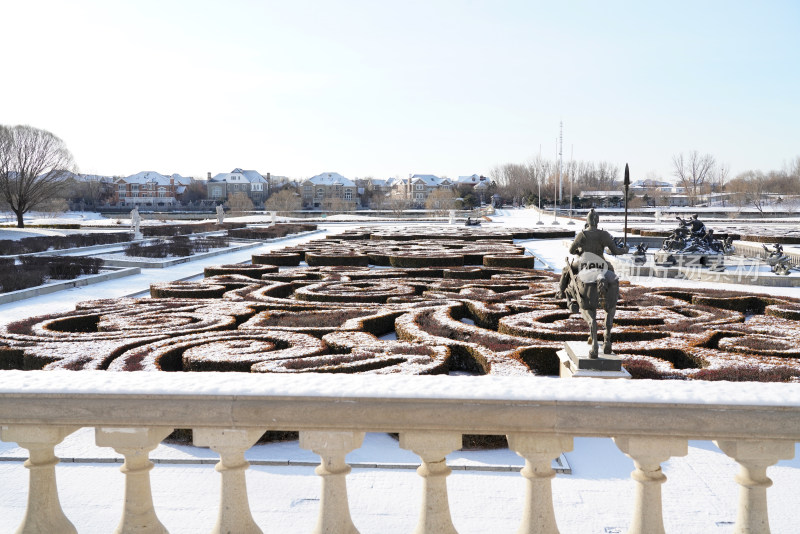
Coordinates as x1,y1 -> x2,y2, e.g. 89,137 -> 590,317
564,256 -> 621,358
558,209 -> 628,358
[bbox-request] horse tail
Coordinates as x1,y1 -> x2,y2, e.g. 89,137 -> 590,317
597,277 -> 607,295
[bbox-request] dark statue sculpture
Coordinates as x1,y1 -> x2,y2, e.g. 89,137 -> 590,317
558,209 -> 629,358
632,242 -> 648,265
655,214 -> 728,266
762,243 -> 794,275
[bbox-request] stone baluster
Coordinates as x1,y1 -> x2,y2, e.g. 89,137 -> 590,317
714,439 -> 795,534
0,425 -> 78,534
193,428 -> 264,534
613,436 -> 687,534
299,431 -> 365,534
399,431 -> 462,534
96,427 -> 173,534
507,433 -> 573,534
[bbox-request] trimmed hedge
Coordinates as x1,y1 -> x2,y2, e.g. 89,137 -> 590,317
0,223 -> 82,229
389,254 -> 464,268
0,346 -> 24,370
251,253 -> 302,266
305,252 -> 370,267
741,235 -> 800,245
150,281 -> 228,299
0,232 -> 131,255
20,256 -> 104,279
1,256 -> 105,293
693,365 -> 800,382
142,222 -> 246,237
227,224 -> 317,240
203,264 -> 279,279
483,254 -> 535,269
125,236 -> 229,258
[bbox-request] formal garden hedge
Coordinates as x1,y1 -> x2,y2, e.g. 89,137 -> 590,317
124,236 -> 229,258
0,256 -> 105,294
3,250 -> 800,381
141,222 -> 247,236
2,227 -> 799,381
226,224 -> 317,240
0,232 -> 132,255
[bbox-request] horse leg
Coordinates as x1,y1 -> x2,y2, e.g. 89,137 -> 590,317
602,283 -> 619,354
603,304 -> 615,354
581,308 -> 598,358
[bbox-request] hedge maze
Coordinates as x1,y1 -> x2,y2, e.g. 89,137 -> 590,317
1,226 -> 799,381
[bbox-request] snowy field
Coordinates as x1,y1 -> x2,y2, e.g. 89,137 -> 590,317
0,209 -> 799,533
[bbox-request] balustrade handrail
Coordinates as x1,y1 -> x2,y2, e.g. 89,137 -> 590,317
1,371 -> 799,441
2,370 -> 799,533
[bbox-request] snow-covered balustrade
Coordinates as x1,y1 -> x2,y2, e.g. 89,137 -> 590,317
0,371 -> 798,534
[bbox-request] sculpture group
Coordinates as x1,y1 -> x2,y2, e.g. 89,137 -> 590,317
655,214 -> 729,266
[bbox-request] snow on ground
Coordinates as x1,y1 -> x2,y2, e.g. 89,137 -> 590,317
1,211 -> 799,533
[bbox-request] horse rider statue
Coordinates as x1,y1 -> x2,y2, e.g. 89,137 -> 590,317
557,209 -> 629,358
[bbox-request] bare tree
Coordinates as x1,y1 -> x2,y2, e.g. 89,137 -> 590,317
791,156 -> 800,178
711,163 -> 729,193
0,125 -> 77,227
325,197 -> 353,214
425,188 -> 461,215
264,189 -> 301,214
726,171 -> 767,216
387,196 -> 409,215
672,151 -> 715,206
225,192 -> 254,216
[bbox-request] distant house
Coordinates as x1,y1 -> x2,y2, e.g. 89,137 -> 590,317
579,190 -> 624,208
390,174 -> 453,207
301,172 -> 358,209
113,172 -> 192,207
454,174 -> 491,191
629,179 -> 674,194
207,169 -> 270,203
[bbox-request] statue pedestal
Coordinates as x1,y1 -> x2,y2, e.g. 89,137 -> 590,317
653,251 -> 723,268
556,341 -> 631,379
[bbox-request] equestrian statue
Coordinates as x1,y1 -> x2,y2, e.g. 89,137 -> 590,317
557,209 -> 629,358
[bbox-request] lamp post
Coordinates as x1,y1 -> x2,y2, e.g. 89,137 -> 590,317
567,148 -> 574,225
536,173 -> 543,224
552,138 -> 559,225
624,163 -> 630,247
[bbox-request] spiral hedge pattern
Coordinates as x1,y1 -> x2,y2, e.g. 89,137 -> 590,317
1,229 -> 799,380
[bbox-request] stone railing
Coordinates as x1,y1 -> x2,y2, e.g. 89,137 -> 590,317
1,371 -> 798,534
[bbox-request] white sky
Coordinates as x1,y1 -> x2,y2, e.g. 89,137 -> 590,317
3,0 -> 799,181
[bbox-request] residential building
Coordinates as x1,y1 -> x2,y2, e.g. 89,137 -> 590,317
301,172 -> 358,209
206,169 -> 270,204
113,172 -> 192,207
454,174 -> 491,190
390,174 -> 454,207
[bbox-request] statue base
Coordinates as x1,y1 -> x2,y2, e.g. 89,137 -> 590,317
653,251 -> 723,267
556,341 -> 631,379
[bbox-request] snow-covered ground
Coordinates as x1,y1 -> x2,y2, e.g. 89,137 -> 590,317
0,209 -> 799,533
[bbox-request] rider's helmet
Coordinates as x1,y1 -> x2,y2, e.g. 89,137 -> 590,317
586,209 -> 599,228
